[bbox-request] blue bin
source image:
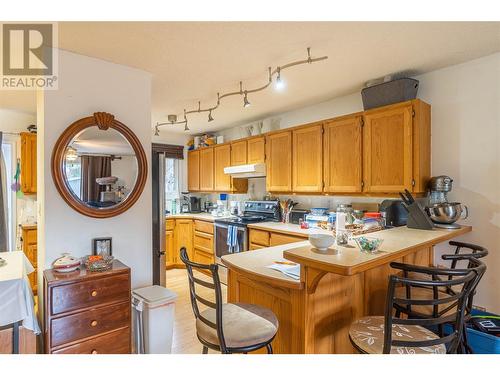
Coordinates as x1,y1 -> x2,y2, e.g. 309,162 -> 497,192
444,309 -> 500,354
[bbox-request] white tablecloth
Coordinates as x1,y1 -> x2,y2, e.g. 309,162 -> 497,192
0,251 -> 41,334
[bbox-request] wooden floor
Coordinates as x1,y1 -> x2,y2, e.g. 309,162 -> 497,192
166,268 -> 227,354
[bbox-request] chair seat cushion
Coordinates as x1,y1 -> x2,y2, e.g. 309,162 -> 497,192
349,316 -> 446,354
196,303 -> 278,349
394,286 -> 457,317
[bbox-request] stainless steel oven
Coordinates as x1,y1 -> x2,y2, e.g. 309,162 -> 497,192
214,222 -> 248,284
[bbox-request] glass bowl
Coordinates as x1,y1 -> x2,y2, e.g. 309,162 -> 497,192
354,236 -> 383,253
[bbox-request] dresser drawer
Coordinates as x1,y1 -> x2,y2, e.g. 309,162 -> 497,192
51,273 -> 130,315
52,327 -> 130,354
51,301 -> 130,347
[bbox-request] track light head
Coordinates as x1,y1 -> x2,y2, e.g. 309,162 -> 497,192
208,110 -> 214,122
243,92 -> 251,108
154,125 -> 160,136
184,121 -> 190,132
275,67 -> 286,91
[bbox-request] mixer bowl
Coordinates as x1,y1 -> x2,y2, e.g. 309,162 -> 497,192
427,202 -> 468,224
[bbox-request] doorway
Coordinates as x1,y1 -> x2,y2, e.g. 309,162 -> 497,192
151,143 -> 184,286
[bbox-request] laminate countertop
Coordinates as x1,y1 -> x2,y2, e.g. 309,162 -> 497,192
247,221 -> 331,237
165,213 -> 224,222
222,225 -> 472,283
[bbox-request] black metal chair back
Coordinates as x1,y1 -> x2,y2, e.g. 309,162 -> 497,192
384,258 -> 485,354
444,241 -> 488,313
179,247 -> 228,352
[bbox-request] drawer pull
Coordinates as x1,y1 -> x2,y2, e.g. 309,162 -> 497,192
91,349 -> 98,354
90,320 -> 98,327
91,290 -> 98,297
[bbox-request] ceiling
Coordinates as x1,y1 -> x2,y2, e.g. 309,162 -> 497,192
1,22 -> 499,134
72,127 -> 134,155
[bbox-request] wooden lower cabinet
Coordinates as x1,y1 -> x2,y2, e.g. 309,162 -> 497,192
43,261 -> 131,354
166,218 -> 175,267
269,232 -> 305,246
193,220 -> 214,267
21,225 -> 37,294
166,218 -> 214,267
249,228 -> 305,249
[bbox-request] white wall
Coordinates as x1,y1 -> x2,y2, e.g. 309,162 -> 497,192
417,53 -> 500,312
40,50 -> 152,288
210,53 -> 500,311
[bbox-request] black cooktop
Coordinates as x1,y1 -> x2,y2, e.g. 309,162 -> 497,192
214,215 -> 267,226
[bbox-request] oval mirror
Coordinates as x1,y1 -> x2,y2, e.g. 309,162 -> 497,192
51,112 -> 147,218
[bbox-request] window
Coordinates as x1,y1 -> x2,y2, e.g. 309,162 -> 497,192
65,157 -> 82,199
165,158 -> 181,212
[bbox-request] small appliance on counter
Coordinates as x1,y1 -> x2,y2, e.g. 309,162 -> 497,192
290,208 -> 310,224
379,199 -> 408,227
189,196 -> 201,213
426,175 -> 469,229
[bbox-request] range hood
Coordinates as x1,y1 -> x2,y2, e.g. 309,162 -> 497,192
224,163 -> 266,178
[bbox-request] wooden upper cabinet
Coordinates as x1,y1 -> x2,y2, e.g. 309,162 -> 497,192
20,132 -> 37,194
199,147 -> 214,191
214,144 -> 232,192
292,124 -> 323,192
247,136 -> 265,164
323,116 -> 363,193
187,150 -> 200,191
363,103 -> 413,193
231,140 -> 247,166
266,131 -> 292,192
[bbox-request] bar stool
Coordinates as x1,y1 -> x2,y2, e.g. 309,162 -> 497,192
392,241 -> 488,352
179,248 -> 278,354
349,259 -> 484,354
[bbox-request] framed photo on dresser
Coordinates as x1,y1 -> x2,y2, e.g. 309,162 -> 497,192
92,237 -> 113,256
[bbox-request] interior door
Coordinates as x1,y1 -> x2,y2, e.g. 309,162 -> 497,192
152,150 -> 166,286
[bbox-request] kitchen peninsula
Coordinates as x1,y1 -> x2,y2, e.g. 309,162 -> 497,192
222,225 -> 472,354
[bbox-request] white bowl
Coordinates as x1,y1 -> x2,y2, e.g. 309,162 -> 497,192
309,234 -> 335,251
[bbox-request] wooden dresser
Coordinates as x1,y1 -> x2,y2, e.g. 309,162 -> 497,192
43,260 -> 131,354
21,224 -> 38,294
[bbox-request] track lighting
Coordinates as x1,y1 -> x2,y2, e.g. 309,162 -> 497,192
274,67 -> 286,91
155,48 -> 328,131
154,125 -> 159,136
65,146 -> 78,162
243,91 -> 251,108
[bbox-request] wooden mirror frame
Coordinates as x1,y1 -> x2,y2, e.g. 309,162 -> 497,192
51,112 -> 148,219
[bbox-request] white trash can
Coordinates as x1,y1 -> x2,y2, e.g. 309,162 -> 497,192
132,285 -> 177,354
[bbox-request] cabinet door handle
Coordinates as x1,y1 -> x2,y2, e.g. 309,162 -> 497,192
91,290 -> 98,297
90,320 -> 98,327
91,349 -> 98,354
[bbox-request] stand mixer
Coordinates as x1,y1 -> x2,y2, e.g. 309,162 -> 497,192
426,175 -> 468,229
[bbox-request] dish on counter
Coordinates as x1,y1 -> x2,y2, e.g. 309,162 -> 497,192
310,207 -> 328,216
308,233 -> 335,251
354,236 -> 383,253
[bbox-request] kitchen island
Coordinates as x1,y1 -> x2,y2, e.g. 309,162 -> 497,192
222,225 -> 471,354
